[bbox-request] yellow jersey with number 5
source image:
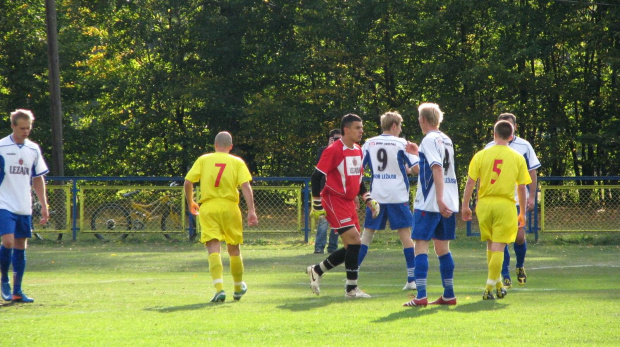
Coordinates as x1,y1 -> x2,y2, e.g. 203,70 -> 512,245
468,145 -> 531,202
185,152 -> 252,204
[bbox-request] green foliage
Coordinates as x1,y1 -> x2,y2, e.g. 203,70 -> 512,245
0,0 -> 618,178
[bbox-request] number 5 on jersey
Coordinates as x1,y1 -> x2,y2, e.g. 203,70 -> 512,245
491,159 -> 502,184
214,163 -> 226,187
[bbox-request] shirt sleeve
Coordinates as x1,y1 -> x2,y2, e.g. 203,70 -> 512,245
517,157 -> 533,185
467,152 -> 481,181
525,142 -> 541,171
32,145 -> 49,177
316,144 -> 336,174
185,156 -> 203,182
423,135 -> 443,168
236,158 -> 253,185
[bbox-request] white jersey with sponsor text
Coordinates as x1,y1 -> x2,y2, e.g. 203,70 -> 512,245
486,136 -> 541,205
0,135 -> 49,215
413,131 -> 459,213
362,134 -> 419,204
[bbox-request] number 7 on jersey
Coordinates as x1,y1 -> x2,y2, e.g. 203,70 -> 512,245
214,163 -> 226,187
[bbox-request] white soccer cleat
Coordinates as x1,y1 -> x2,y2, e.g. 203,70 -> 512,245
403,281 -> 417,291
306,266 -> 321,295
345,287 -> 371,299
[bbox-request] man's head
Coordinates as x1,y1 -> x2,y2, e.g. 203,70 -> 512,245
327,129 -> 341,144
498,113 -> 517,127
214,131 -> 233,152
340,113 -> 363,144
10,109 -> 35,143
380,111 -> 403,133
418,103 -> 443,128
494,120 -> 514,141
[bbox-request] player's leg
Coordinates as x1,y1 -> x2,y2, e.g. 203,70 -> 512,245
397,228 -> 416,290
514,210 -> 527,285
205,239 -> 225,302
227,244 -> 247,301
485,241 -> 506,300
357,228 -> 375,267
327,228 -> 339,253
0,211 -> 17,301
358,203 -> 387,267
501,244 -> 511,287
11,215 -> 34,303
200,202 -> 227,302
340,225 -> 369,298
430,215 -> 457,305
313,216 -> 328,254
403,210 -> 438,307
223,205 -> 247,300
0,234 -> 14,301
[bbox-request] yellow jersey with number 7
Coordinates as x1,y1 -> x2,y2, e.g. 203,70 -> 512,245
185,152 -> 252,204
468,145 -> 531,202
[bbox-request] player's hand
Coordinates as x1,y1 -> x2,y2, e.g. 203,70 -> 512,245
39,204 -> 49,225
518,213 -> 526,228
310,198 -> 326,219
406,141 -> 419,155
247,211 -> 258,226
189,201 -> 200,216
367,199 -> 380,218
437,200 -> 453,218
362,193 -> 380,218
461,207 -> 472,221
526,197 -> 535,212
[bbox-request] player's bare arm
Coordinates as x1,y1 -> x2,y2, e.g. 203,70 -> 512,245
432,164 -> 452,218
517,184 -> 527,228
527,169 -> 538,212
405,141 -> 419,156
461,177 -> 476,221
33,176 -> 49,224
241,182 -> 258,226
184,179 -> 200,216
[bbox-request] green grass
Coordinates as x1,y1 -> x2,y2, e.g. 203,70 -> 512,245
1,232 -> 619,346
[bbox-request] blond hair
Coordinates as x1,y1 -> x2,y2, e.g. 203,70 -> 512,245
417,103 -> 443,127
10,109 -> 35,125
380,111 -> 403,132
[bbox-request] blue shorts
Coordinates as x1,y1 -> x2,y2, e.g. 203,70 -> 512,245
364,203 -> 413,230
0,209 -> 32,239
412,210 -> 456,241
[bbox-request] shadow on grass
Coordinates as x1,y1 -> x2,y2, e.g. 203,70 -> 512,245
144,302 -> 213,313
373,300 -> 508,323
276,297 -> 335,312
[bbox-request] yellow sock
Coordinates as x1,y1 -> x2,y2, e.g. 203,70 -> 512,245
486,251 -> 504,291
486,250 -> 492,265
208,253 -> 224,292
230,255 -> 244,292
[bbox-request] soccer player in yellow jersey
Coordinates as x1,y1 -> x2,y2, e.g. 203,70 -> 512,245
461,120 -> 531,300
184,131 -> 258,303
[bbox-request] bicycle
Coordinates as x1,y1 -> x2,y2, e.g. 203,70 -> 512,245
90,190 -> 184,240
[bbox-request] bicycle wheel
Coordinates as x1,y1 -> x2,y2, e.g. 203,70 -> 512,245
91,203 -> 131,240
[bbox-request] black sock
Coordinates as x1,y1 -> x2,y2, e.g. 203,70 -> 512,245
345,244 -> 361,292
314,247 -> 346,275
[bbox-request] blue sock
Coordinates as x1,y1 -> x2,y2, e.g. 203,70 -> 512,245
358,244 -> 369,267
501,245 -> 511,279
514,241 -> 527,268
414,254 -> 428,299
403,247 -> 415,283
12,249 -> 25,294
438,252 -> 455,299
0,245 -> 12,283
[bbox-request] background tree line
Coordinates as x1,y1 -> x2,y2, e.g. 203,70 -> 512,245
1,0 -> 618,182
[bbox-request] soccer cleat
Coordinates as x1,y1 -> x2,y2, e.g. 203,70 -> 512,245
12,291 -> 34,303
502,277 -> 512,289
345,287 -> 371,299
403,297 -> 427,307
429,296 -> 457,305
482,289 -> 495,300
516,267 -> 527,285
306,266 -> 321,295
496,287 -> 507,299
1,282 -> 11,301
403,281 -> 417,291
233,282 -> 247,301
210,290 -> 226,303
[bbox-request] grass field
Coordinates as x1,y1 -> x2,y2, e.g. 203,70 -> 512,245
1,232 -> 619,346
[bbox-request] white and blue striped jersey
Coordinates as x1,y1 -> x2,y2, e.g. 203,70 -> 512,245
362,135 -> 419,204
0,135 -> 49,215
486,136 -> 540,205
413,131 -> 459,213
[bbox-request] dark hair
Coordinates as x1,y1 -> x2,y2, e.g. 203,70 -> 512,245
494,120 -> 514,140
328,129 -> 341,140
497,113 -> 517,125
340,113 -> 362,135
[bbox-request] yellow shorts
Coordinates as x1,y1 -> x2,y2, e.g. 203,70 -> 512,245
199,199 -> 244,245
476,197 -> 518,244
